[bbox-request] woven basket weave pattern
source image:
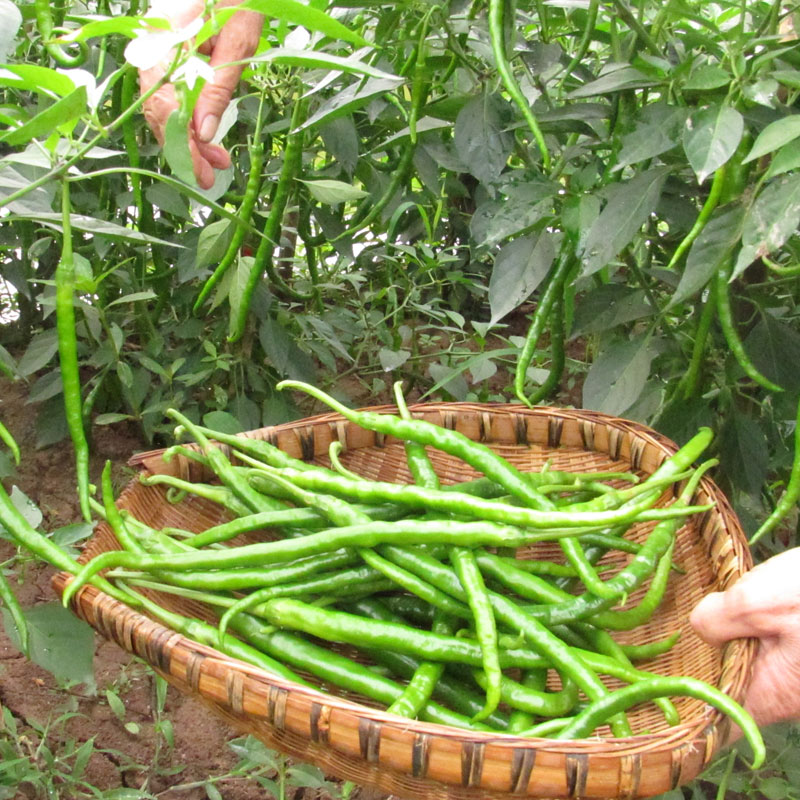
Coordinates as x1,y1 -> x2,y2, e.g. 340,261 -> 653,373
54,403 -> 754,800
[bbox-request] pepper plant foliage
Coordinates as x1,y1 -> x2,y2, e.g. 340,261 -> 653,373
2,0 -> 800,537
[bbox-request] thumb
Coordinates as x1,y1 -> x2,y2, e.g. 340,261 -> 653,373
689,590 -> 757,647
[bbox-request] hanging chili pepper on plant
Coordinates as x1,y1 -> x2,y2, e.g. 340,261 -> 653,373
34,0 -> 88,67
56,181 -> 92,522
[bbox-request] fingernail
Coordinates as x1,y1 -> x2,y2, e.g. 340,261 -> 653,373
198,114 -> 220,142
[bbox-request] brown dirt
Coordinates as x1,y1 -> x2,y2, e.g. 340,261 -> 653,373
0,377 -> 365,800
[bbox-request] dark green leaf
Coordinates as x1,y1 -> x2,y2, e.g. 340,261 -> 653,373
744,314 -> 800,392
683,64 -> 731,91
470,178 -> 556,248
614,104 -> 686,170
17,329 -> 59,377
195,219 -> 235,271
719,412 -> 768,494
734,174 -> 800,279
259,316 -> 316,382
453,94 -> 514,188
202,410 -> 244,434
35,396 -> 68,449
570,285 -> 653,337
568,65 -> 657,98
299,77 -> 402,131
580,169 -> 669,277
682,104 -> 744,184
765,137 -> 800,179
488,231 -> 557,325
5,602 -> 96,691
582,335 -> 657,415
320,117 -> 360,176
669,204 -> 745,307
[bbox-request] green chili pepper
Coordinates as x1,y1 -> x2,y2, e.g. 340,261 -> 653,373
35,0 -> 89,66
716,256 -> 782,393
514,249 -> 575,407
0,571 -> 28,656
230,95 -> 312,342
194,139 -> 265,314
0,420 -> 20,466
558,0 -> 600,90
750,394 -> 800,544
56,181 -> 91,523
554,675 -> 764,768
488,0 -> 550,168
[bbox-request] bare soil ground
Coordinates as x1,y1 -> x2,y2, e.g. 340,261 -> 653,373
0,377 -> 362,800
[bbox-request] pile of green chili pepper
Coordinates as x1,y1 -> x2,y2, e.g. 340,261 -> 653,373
0,381 -> 765,764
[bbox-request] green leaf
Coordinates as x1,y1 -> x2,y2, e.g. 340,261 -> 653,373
106,689 -> 127,722
489,231 -> 557,325
94,413 -> 135,425
470,177 -> 557,249
9,486 -> 42,530
568,65 -> 657,98
163,111 -> 196,186
298,77 -> 403,131
1,86 -> 87,146
17,329 -> 59,377
65,16 -> 149,41
743,115 -> 800,164
17,213 -> 184,247
0,65 -> 76,98
668,204 -> 745,308
744,314 -> 800,392
428,362 -> 469,401
580,168 -> 669,277
378,348 -> 411,371
299,179 -> 368,205
682,104 -> 744,184
570,285 -> 653,337
765,137 -> 800,179
258,316 -> 316,382
71,738 -> 96,781
614,103 -> 686,170
196,218 -> 235,270
202,410 -> 243,434
105,291 -> 158,309
719,412 -> 768,494
5,602 -> 96,691
582,335 -> 657,415
733,174 -> 800,279
683,63 -> 731,91
453,93 -> 514,188
246,48 -> 397,80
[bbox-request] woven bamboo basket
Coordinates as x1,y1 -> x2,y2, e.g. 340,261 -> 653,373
53,403 -> 755,800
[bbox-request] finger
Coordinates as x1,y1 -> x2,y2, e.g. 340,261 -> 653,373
141,79 -> 180,145
188,135 -> 217,190
197,139 -> 231,170
194,10 -> 265,142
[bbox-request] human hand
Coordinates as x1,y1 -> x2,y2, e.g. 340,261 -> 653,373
690,547 -> 800,733
138,0 -> 264,189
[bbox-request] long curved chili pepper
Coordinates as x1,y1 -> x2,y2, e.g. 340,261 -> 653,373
750,394 -> 800,544
716,256 -> 783,393
56,181 -> 91,523
554,675 -> 764,768
665,166 -> 726,271
0,572 -> 28,656
557,0 -> 600,90
515,247 -> 575,406
0,420 -> 20,466
194,139 -> 265,313
488,0 -> 550,168
526,285 -> 566,406
35,0 -> 89,67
